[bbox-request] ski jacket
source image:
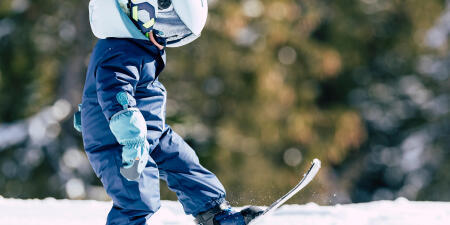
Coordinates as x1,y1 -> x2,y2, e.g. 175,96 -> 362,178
81,38 -> 166,158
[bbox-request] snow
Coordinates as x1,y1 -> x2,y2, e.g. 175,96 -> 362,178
0,197 -> 449,225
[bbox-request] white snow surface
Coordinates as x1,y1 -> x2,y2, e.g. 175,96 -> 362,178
0,197 -> 449,225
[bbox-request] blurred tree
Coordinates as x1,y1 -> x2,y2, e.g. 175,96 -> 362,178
0,0 -> 448,205
0,0 -> 97,199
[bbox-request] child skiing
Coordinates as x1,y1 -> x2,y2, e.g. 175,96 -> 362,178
76,0 -> 263,224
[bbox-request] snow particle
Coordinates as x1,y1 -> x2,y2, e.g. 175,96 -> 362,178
45,123 -> 61,139
242,0 -> 265,18
28,117 -> 46,142
63,148 -> 84,169
278,46 -> 297,65
372,188 -> 394,201
59,21 -> 77,42
52,99 -> 71,121
24,149 -> 44,168
65,178 -> 86,199
0,19 -> 15,39
204,77 -> 224,96
235,26 -> 260,46
283,148 -> 303,167
11,0 -> 30,13
1,160 -> 18,178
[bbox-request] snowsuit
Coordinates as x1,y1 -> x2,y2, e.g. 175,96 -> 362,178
80,37 -> 226,225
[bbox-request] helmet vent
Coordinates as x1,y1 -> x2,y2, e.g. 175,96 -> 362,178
158,0 -> 172,10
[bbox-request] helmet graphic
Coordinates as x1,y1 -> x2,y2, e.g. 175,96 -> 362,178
127,0 -> 158,38
128,0 -> 209,47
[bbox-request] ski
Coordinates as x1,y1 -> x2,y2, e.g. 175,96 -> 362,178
251,159 -> 321,224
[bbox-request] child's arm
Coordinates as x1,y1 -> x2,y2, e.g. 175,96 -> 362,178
95,52 -> 140,120
95,52 -> 149,181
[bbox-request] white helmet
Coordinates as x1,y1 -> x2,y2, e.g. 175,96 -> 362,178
155,0 -> 209,47
89,0 -> 208,47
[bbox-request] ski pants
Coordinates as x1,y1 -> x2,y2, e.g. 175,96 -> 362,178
84,127 -> 226,225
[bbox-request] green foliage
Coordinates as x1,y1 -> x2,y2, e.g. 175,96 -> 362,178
0,0 -> 448,205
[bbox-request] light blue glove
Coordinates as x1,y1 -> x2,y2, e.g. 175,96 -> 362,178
73,104 -> 82,133
109,92 -> 149,181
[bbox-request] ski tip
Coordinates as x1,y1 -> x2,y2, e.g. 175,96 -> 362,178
312,158 -> 321,168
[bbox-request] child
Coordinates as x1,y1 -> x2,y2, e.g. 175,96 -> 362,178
76,0 -> 262,224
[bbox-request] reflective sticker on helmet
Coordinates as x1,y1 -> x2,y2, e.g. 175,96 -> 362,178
143,18 -> 155,29
128,0 -> 157,34
132,6 -> 138,21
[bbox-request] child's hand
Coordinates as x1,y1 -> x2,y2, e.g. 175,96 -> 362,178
120,140 -> 150,181
109,92 -> 150,181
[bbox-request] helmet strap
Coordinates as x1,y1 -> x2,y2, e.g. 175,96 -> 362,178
147,30 -> 164,50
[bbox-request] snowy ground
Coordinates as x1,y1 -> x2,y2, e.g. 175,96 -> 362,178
0,197 -> 449,225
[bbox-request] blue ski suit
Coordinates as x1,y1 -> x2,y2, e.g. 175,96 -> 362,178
80,37 -> 226,225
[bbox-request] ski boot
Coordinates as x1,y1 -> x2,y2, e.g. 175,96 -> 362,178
195,201 -> 263,225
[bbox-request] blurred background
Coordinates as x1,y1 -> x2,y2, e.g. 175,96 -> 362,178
0,0 -> 449,206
